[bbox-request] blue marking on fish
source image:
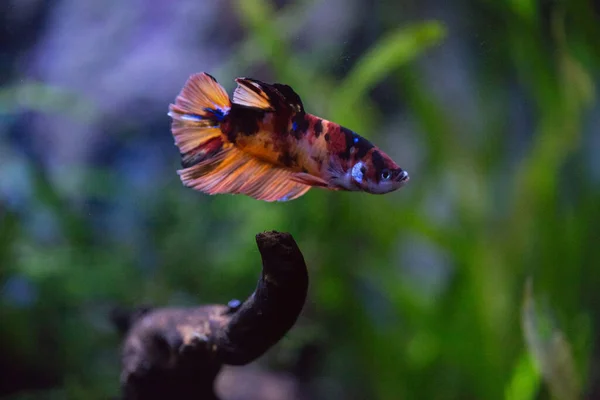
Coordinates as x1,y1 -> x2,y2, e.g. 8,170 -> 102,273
204,107 -> 226,121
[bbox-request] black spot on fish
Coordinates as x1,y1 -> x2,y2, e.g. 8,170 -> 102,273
302,167 -> 308,173
186,162 -> 219,180
314,119 -> 323,138
371,151 -> 386,182
278,152 -> 297,167
181,153 -> 201,168
354,135 -> 374,159
324,133 -> 330,142
228,104 -> 264,140
311,155 -> 323,169
226,129 -> 237,143
181,150 -> 214,169
181,139 -> 224,168
291,113 -> 309,139
338,127 -> 354,159
272,83 -> 305,113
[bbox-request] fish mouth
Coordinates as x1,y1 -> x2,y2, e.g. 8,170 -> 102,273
396,170 -> 410,185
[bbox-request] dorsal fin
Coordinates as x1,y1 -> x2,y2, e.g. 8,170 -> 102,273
232,78 -> 275,111
272,83 -> 305,113
232,78 -> 305,114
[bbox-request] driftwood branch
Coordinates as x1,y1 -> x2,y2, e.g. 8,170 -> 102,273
118,231 -> 308,400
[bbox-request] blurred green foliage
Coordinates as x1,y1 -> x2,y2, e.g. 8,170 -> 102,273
1,0 -> 599,399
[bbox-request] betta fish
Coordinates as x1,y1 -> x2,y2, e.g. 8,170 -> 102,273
167,72 -> 409,202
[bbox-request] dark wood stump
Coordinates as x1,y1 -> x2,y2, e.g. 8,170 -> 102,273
117,231 -> 308,400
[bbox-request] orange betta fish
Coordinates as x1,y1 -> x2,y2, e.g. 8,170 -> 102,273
167,72 -> 409,202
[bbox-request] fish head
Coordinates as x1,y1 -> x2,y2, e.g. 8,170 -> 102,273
350,149 -> 409,194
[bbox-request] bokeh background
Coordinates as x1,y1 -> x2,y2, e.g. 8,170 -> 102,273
1,0 -> 599,399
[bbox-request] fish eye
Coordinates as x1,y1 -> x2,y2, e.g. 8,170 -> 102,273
380,169 -> 391,181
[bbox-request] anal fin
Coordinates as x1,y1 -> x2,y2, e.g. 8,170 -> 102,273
290,172 -> 330,188
178,145 -> 313,202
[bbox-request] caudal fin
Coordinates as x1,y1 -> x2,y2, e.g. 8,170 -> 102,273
168,72 -> 231,168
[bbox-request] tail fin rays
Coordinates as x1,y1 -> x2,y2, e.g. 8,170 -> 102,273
168,72 -> 231,165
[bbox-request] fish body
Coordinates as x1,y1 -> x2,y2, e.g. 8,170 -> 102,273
168,72 -> 409,202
